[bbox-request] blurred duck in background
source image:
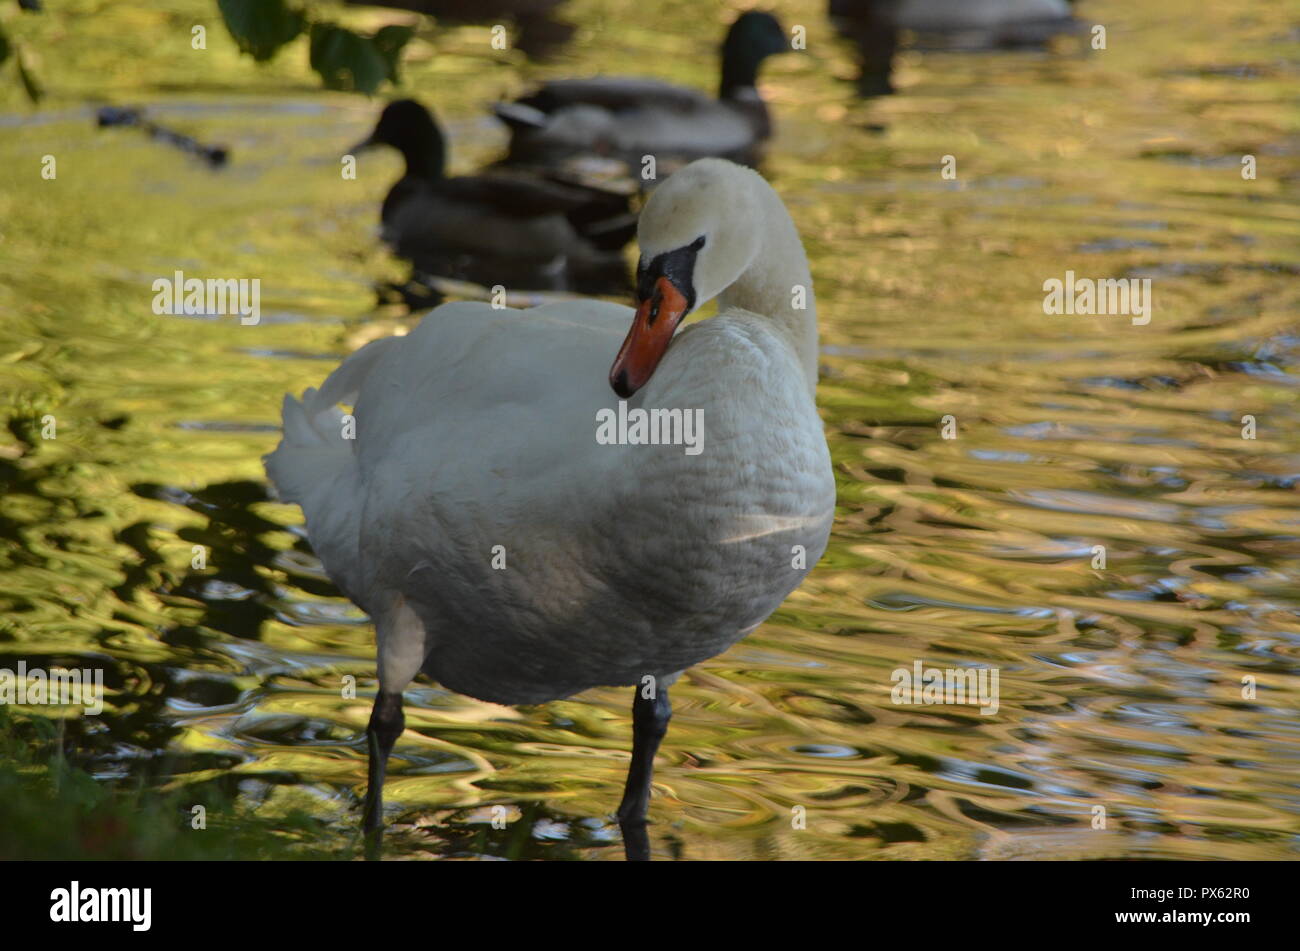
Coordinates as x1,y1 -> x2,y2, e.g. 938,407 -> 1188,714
493,11 -> 790,174
830,0 -> 1081,95
351,99 -> 636,298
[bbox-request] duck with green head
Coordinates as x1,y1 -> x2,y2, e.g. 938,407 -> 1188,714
494,11 -> 790,171
351,99 -> 636,295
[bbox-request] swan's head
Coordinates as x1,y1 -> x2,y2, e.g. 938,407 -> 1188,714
610,159 -> 763,398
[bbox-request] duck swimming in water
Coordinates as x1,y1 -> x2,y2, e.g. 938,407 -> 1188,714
352,98 -> 636,295
494,11 -> 790,173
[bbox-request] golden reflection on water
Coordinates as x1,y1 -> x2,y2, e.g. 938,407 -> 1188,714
0,0 -> 1297,859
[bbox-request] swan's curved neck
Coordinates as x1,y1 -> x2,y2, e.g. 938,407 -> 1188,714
717,183 -> 819,397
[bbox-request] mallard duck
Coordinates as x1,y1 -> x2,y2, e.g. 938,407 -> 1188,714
351,99 -> 635,294
264,159 -> 836,860
494,11 -> 790,171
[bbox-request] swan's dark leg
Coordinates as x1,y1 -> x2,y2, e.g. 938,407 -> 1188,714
616,686 -> 672,861
362,690 -> 405,860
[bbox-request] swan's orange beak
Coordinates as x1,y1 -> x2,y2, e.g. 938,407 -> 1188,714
609,277 -> 688,398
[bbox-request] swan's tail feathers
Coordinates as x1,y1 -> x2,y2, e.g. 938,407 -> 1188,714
264,389 -> 347,505
263,336 -> 399,606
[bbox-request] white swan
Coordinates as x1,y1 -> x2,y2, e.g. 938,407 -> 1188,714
264,158 -> 836,860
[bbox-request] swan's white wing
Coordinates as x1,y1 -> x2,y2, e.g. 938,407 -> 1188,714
351,300 -> 630,488
266,300 -> 629,613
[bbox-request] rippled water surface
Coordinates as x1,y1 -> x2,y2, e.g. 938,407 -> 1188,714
1,0 -> 1298,859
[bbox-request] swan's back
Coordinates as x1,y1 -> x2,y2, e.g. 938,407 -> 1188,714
267,300 -> 834,705
265,301 -> 622,606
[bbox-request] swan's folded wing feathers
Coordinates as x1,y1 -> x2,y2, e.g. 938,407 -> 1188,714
344,301 -> 629,479
313,335 -> 402,412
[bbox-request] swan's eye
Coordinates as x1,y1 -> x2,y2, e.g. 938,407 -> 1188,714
690,235 -> 706,251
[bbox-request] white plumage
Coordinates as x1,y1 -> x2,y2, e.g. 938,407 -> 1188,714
264,158 -> 836,857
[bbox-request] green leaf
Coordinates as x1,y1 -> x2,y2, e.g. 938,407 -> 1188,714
16,47 -> 42,102
371,25 -> 415,85
308,23 -> 389,95
218,0 -> 305,63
